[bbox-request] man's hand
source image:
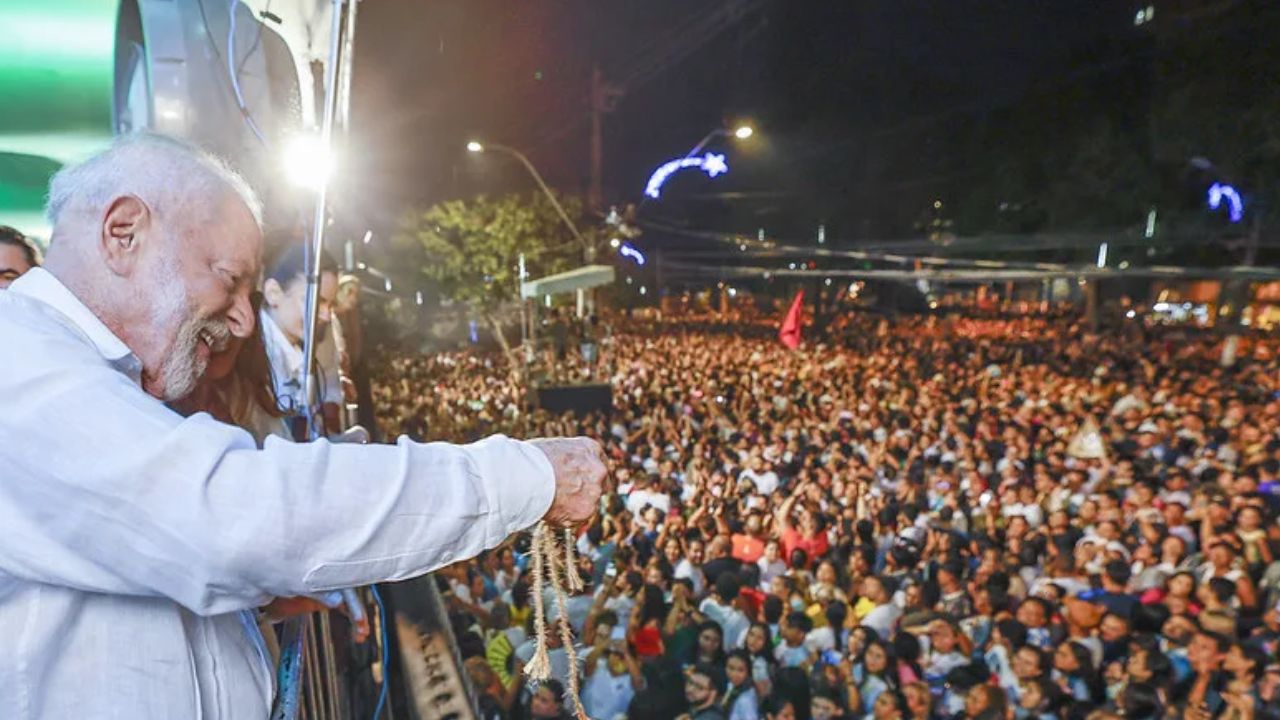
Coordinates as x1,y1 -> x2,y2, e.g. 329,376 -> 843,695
263,595 -> 371,643
531,437 -> 607,526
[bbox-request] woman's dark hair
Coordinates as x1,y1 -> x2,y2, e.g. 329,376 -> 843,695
1120,682 -> 1162,720
228,299 -> 287,420
746,621 -> 778,668
723,649 -> 756,716
1021,645 -> 1048,675
772,666 -> 813,720
1131,602 -> 1170,635
511,577 -> 531,610
1063,641 -> 1105,704
763,595 -> 784,624
638,583 -> 667,625
855,519 -> 875,544
789,547 -> 810,569
824,601 -> 849,651
994,618 -> 1028,649
892,631 -> 923,681
538,678 -> 566,707
265,236 -> 338,289
879,690 -> 910,717
856,638 -> 898,686
810,686 -> 846,714
971,684 -> 1008,718
694,620 -> 727,665
761,693 -> 796,719
726,649 -> 754,683
0,225 -> 40,267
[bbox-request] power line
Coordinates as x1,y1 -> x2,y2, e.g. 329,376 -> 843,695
662,260 -> 1280,283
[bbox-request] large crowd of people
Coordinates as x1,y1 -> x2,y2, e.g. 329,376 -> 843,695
373,308 -> 1280,720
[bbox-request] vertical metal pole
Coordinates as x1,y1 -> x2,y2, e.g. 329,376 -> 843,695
303,621 -> 322,718
588,66 -> 605,212
299,0 -> 347,436
290,5 -> 348,720
336,0 -> 360,134
319,613 -> 341,717
518,253 -> 528,360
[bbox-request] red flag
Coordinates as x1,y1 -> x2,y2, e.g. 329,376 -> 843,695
779,289 -> 805,349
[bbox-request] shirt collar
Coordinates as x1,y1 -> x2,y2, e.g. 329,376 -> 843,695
9,268 -> 143,380
259,309 -> 303,380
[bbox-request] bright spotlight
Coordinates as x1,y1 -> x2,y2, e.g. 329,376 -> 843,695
284,134 -> 334,189
466,141 -> 484,153
610,237 -> 621,249
734,125 -> 754,140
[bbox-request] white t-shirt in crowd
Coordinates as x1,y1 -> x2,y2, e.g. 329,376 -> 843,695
543,590 -> 595,635
1003,502 -> 1044,528
757,557 -> 787,589
515,641 -> 576,685
700,597 -> 750,653
625,489 -> 670,516
775,642 -> 809,668
674,559 -> 707,597
599,589 -> 635,628
727,685 -> 760,720
804,626 -> 837,653
739,468 -> 779,496
582,660 -> 635,720
860,602 -> 902,639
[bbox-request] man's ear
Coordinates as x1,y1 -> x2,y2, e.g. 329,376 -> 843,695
101,194 -> 151,277
263,277 -> 285,308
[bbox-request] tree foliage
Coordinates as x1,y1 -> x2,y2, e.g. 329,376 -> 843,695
392,191 -> 597,363
397,192 -> 584,312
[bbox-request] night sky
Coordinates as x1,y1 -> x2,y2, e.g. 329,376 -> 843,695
344,1 -> 1133,249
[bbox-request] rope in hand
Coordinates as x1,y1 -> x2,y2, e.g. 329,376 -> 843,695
523,521 -> 589,720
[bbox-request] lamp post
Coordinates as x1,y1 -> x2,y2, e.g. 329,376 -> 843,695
466,140 -> 592,262
683,124 -> 754,159
640,124 -> 754,312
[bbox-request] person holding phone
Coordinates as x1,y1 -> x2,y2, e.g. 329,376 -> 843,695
582,623 -> 643,720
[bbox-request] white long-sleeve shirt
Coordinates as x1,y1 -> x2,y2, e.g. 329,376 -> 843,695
0,268 -> 555,719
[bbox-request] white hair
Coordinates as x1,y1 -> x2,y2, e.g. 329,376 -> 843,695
46,133 -> 263,230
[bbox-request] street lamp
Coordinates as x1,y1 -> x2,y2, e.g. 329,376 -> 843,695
465,139 -> 588,259
685,123 -> 757,158
284,133 -> 335,190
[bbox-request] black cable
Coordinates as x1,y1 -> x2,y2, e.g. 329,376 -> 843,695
236,0 -> 274,78
195,0 -> 225,63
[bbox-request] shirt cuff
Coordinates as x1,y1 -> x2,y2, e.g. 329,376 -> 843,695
465,435 -> 556,545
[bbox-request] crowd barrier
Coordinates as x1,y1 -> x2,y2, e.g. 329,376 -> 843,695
282,402 -> 480,719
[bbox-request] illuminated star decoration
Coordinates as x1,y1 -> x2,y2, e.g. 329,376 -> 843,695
644,152 -> 731,199
618,242 -> 646,266
702,153 -> 728,177
1207,182 -> 1244,223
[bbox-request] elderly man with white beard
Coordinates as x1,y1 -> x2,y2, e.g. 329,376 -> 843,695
0,134 -> 605,719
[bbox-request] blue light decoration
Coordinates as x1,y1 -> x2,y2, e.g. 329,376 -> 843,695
619,242 -> 647,266
1208,182 -> 1244,223
469,320 -> 479,344
644,152 -> 729,199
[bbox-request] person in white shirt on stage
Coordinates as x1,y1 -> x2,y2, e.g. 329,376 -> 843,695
258,239 -> 345,436
0,134 -> 605,720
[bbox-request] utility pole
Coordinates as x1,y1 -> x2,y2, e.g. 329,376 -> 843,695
588,67 -> 622,213
589,67 -> 604,212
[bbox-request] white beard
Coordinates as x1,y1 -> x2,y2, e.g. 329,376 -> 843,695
148,260 -> 227,402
